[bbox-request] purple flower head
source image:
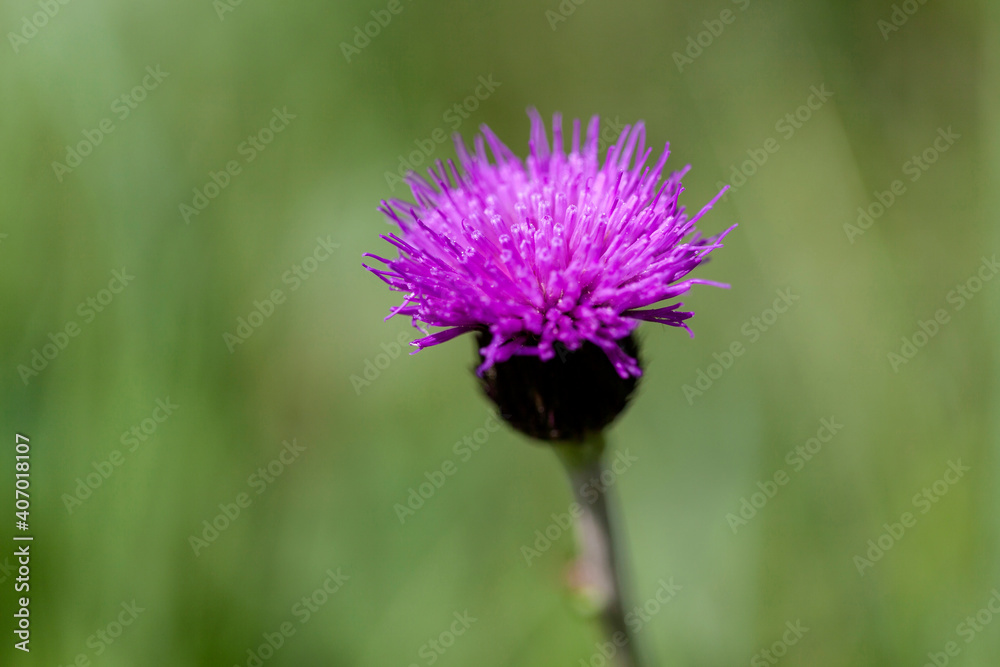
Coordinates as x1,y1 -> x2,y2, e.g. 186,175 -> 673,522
364,110 -> 735,379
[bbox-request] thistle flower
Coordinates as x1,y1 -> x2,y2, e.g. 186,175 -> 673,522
365,109 -> 733,368
364,110 -> 733,440
365,110 -> 735,664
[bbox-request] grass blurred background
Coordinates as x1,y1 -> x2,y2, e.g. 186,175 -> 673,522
2,0 -> 999,665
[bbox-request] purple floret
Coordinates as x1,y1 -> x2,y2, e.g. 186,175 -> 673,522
364,109 -> 735,378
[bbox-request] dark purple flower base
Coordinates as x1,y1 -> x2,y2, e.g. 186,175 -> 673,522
476,330 -> 640,442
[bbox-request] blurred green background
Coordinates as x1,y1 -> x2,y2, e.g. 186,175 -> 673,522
2,0 -> 999,665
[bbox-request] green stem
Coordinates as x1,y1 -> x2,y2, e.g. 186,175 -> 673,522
555,433 -> 644,667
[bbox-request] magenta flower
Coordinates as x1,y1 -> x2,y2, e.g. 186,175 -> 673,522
364,110 -> 735,379
365,112 -> 737,664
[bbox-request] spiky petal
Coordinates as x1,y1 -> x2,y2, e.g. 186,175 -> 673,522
363,110 -> 735,378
